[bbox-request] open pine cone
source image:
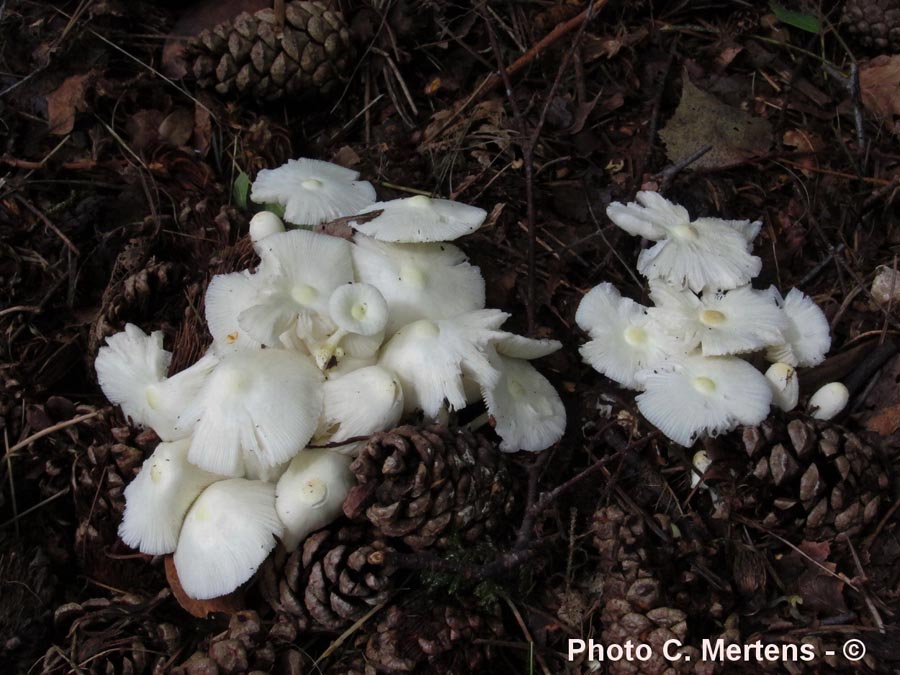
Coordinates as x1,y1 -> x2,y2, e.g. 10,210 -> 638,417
185,1 -> 354,101
842,0 -> 900,51
259,524 -> 397,632
737,416 -> 893,540
344,425 -> 518,551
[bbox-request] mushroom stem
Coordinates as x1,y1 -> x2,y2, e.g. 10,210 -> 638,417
313,329 -> 349,369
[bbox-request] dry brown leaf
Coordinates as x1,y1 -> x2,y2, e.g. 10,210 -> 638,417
659,75 -> 772,169
782,128 -> 824,175
164,555 -> 246,618
860,55 -> 900,134
861,354 -> 900,436
582,27 -> 648,62
46,71 -> 96,135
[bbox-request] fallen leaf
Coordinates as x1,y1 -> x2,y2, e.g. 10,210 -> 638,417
782,128 -> 824,175
659,74 -> 772,169
126,110 -> 165,151
165,555 -> 245,617
158,108 -> 194,146
582,27 -> 648,62
862,354 -> 900,436
860,55 -> 900,135
46,71 -> 96,135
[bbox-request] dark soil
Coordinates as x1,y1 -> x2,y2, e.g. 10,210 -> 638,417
1,0 -> 899,673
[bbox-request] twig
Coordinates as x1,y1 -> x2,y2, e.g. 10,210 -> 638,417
13,194 -> 80,255
849,62 -> 867,156
797,243 -> 845,287
4,408 -> 106,458
839,533 -> 885,632
422,2 -> 608,146
654,145 -> 712,192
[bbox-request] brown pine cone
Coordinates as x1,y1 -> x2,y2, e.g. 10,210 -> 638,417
185,1 -> 354,101
344,425 -> 518,551
737,416 -> 893,541
259,525 -> 397,632
171,610 -> 312,675
592,506 -> 701,675
40,591 -> 181,675
363,594 -> 505,674
842,0 -> 900,51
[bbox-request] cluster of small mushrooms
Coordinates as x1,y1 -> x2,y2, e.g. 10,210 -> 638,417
576,191 -> 846,448
96,158 -> 566,600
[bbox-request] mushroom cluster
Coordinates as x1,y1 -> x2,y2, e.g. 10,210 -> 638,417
95,157 -> 565,600
577,191 -> 844,447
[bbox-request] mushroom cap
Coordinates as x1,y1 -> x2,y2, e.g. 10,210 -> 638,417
378,309 -> 508,417
250,158 -> 376,226
178,349 -> 324,477
765,362 -> 799,412
482,353 -> 566,452
118,439 -> 220,555
495,334 -> 562,360
694,217 -> 761,247
350,235 -> 485,335
205,271 -> 266,354
808,382 -> 849,420
95,324 -> 218,440
636,216 -> 762,292
249,211 -> 286,243
648,283 -> 786,356
765,287 -> 831,367
174,478 -> 282,600
320,365 -> 404,445
606,191 -> 690,240
239,229 -> 354,345
635,354 -> 772,446
275,450 -> 354,550
576,283 -> 682,390
352,195 -> 487,242
328,282 -> 389,337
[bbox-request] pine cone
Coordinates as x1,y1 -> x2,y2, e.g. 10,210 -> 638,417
737,416 -> 892,541
186,1 -> 354,101
344,425 -> 517,551
842,0 -> 900,51
41,591 -> 181,675
363,594 -> 505,674
260,525 -> 397,632
592,506 -> 700,675
172,610 -> 313,675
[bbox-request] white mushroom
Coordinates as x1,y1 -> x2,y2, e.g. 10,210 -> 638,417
765,287 -> 831,367
378,309 -> 508,417
808,382 -> 849,420
319,365 -> 403,450
177,349 -> 324,477
576,283 -> 682,390
118,439 -> 220,555
204,271 -> 266,354
311,283 -> 389,369
238,229 -> 354,346
691,449 -> 712,490
351,195 -> 486,243
495,334 -> 562,360
249,210 -> 286,243
765,362 -> 799,412
250,158 -> 376,226
95,324 -> 218,440
350,235 -> 485,335
482,352 -> 566,452
648,283 -> 786,356
606,191 -> 761,292
174,479 -> 282,599
275,450 -> 354,550
635,354 -> 772,446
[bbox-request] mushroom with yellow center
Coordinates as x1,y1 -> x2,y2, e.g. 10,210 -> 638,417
117,439 -> 220,555
607,191 -> 761,292
635,354 -> 772,446
176,349 -> 324,477
312,283 -> 389,369
350,235 -> 486,335
250,157 -> 376,227
648,282 -> 786,356
275,450 -> 354,550
95,324 -> 218,440
576,283 -> 682,390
